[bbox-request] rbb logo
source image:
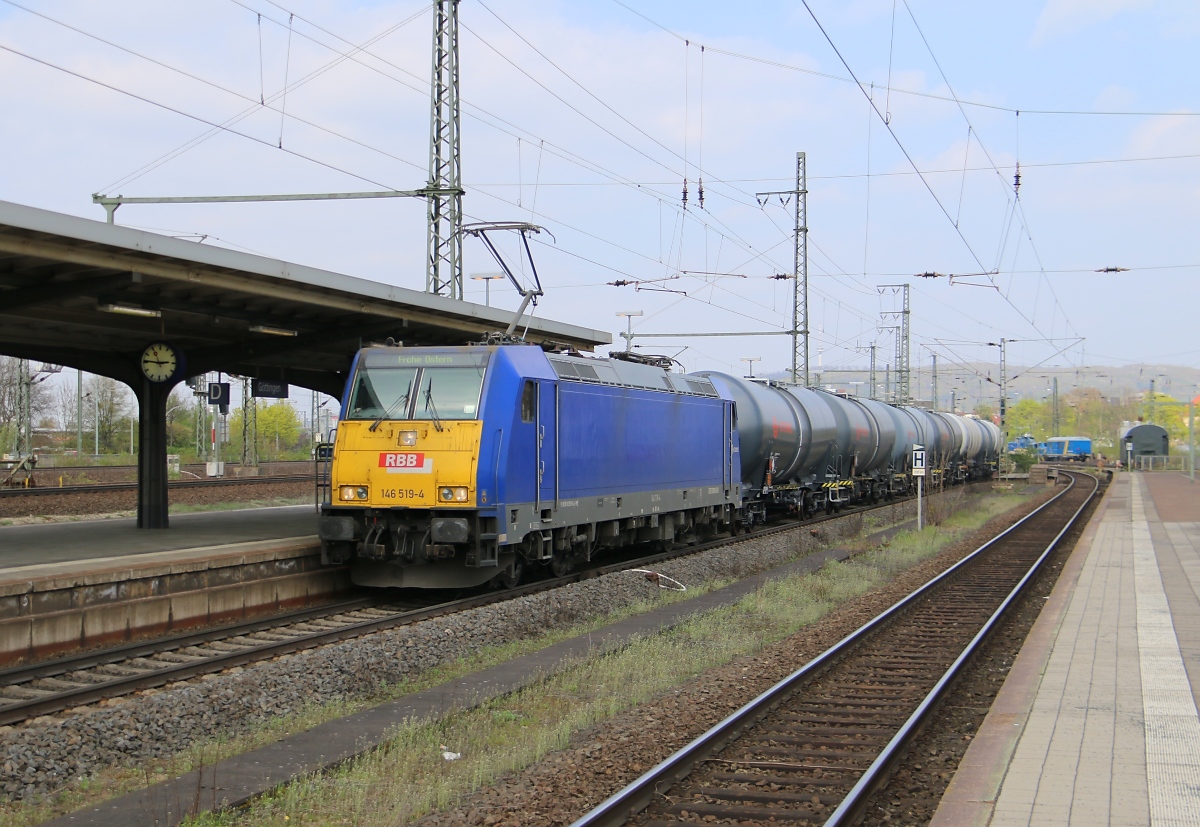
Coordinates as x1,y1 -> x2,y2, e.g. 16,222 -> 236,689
379,453 -> 425,468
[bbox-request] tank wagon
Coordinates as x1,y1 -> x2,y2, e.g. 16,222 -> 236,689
318,344 -> 1000,589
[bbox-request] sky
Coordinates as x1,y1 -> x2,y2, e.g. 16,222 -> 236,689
1,0 -> 1198,406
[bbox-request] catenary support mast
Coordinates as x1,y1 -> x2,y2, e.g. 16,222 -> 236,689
879,284 -> 910,404
795,152 -> 808,386
756,152 -> 808,385
426,0 -> 464,299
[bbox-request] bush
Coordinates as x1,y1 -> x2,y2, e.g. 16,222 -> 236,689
1010,447 -> 1040,473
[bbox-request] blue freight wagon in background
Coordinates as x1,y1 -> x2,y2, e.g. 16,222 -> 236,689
1043,436 -> 1092,462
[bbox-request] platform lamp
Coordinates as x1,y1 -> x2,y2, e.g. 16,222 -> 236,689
741,357 -> 762,379
616,310 -> 642,353
470,272 -> 505,307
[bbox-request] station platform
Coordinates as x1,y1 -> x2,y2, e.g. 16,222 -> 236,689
0,505 -> 317,569
932,471 -> 1200,826
0,506 -> 332,665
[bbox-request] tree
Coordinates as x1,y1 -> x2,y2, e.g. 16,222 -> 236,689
228,400 -> 304,462
258,401 -> 302,460
165,389 -> 195,452
83,375 -> 133,455
1006,398 -> 1049,441
0,357 -> 52,454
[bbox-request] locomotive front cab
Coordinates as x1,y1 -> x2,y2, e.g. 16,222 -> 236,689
319,348 -> 495,587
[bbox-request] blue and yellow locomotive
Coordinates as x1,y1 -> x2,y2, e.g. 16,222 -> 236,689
318,345 -> 738,588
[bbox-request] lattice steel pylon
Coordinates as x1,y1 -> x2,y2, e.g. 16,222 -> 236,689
879,284 -> 911,404
425,0 -> 464,299
795,152 -> 809,386
755,152 -> 808,384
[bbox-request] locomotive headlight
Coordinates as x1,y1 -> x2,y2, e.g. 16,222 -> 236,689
340,485 -> 370,501
399,430 -> 418,446
440,486 -> 468,502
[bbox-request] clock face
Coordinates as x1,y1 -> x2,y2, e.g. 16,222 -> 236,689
140,342 -> 178,382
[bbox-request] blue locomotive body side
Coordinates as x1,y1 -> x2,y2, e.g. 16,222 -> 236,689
557,382 -> 729,498
473,346 -> 734,521
474,345 -> 557,512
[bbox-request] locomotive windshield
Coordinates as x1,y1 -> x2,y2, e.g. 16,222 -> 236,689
347,355 -> 487,422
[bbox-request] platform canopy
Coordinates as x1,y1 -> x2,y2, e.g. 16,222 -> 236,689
0,200 -> 611,528
0,200 -> 609,397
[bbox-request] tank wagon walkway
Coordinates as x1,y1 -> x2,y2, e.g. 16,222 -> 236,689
933,471 -> 1200,826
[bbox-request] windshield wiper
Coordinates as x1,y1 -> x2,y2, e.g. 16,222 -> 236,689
368,380 -> 412,432
423,379 -> 444,432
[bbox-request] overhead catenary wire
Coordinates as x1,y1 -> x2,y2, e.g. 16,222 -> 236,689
8,0 -> 1124,370
25,0 -> 792,300
97,2 -> 430,193
257,12 -> 265,104
897,0 -> 1078,342
3,6 -> 800,324
278,12 -> 294,147
240,0 -> 796,284
605,0 -> 1199,118
0,41 -> 404,192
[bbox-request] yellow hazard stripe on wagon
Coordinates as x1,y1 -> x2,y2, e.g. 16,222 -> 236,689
821,480 -> 854,489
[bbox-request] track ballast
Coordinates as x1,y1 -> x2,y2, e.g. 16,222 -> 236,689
574,470 -> 1100,827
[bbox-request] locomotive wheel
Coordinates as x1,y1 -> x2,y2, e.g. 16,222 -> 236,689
550,553 -> 573,578
493,560 -> 523,589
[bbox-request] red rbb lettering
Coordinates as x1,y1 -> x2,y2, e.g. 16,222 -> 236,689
379,453 -> 424,468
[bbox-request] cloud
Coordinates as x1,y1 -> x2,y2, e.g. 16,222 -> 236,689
1031,0 -> 1152,45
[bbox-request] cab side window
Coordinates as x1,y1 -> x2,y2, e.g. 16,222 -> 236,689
520,381 -> 536,423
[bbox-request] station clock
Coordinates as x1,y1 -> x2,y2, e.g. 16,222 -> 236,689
139,342 -> 181,383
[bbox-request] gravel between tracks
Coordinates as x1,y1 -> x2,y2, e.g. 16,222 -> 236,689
0,493 -> 949,803
412,486 -> 1062,827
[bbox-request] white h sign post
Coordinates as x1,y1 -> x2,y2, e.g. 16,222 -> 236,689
912,444 -> 926,531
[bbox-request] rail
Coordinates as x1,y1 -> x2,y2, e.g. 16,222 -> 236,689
571,470 -> 1099,827
0,482 -> 961,726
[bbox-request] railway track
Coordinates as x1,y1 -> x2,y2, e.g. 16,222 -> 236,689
0,480 -> 961,727
0,474 -> 312,498
573,470 -> 1101,827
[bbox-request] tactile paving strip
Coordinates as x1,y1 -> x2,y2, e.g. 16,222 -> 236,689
1131,478 -> 1200,827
